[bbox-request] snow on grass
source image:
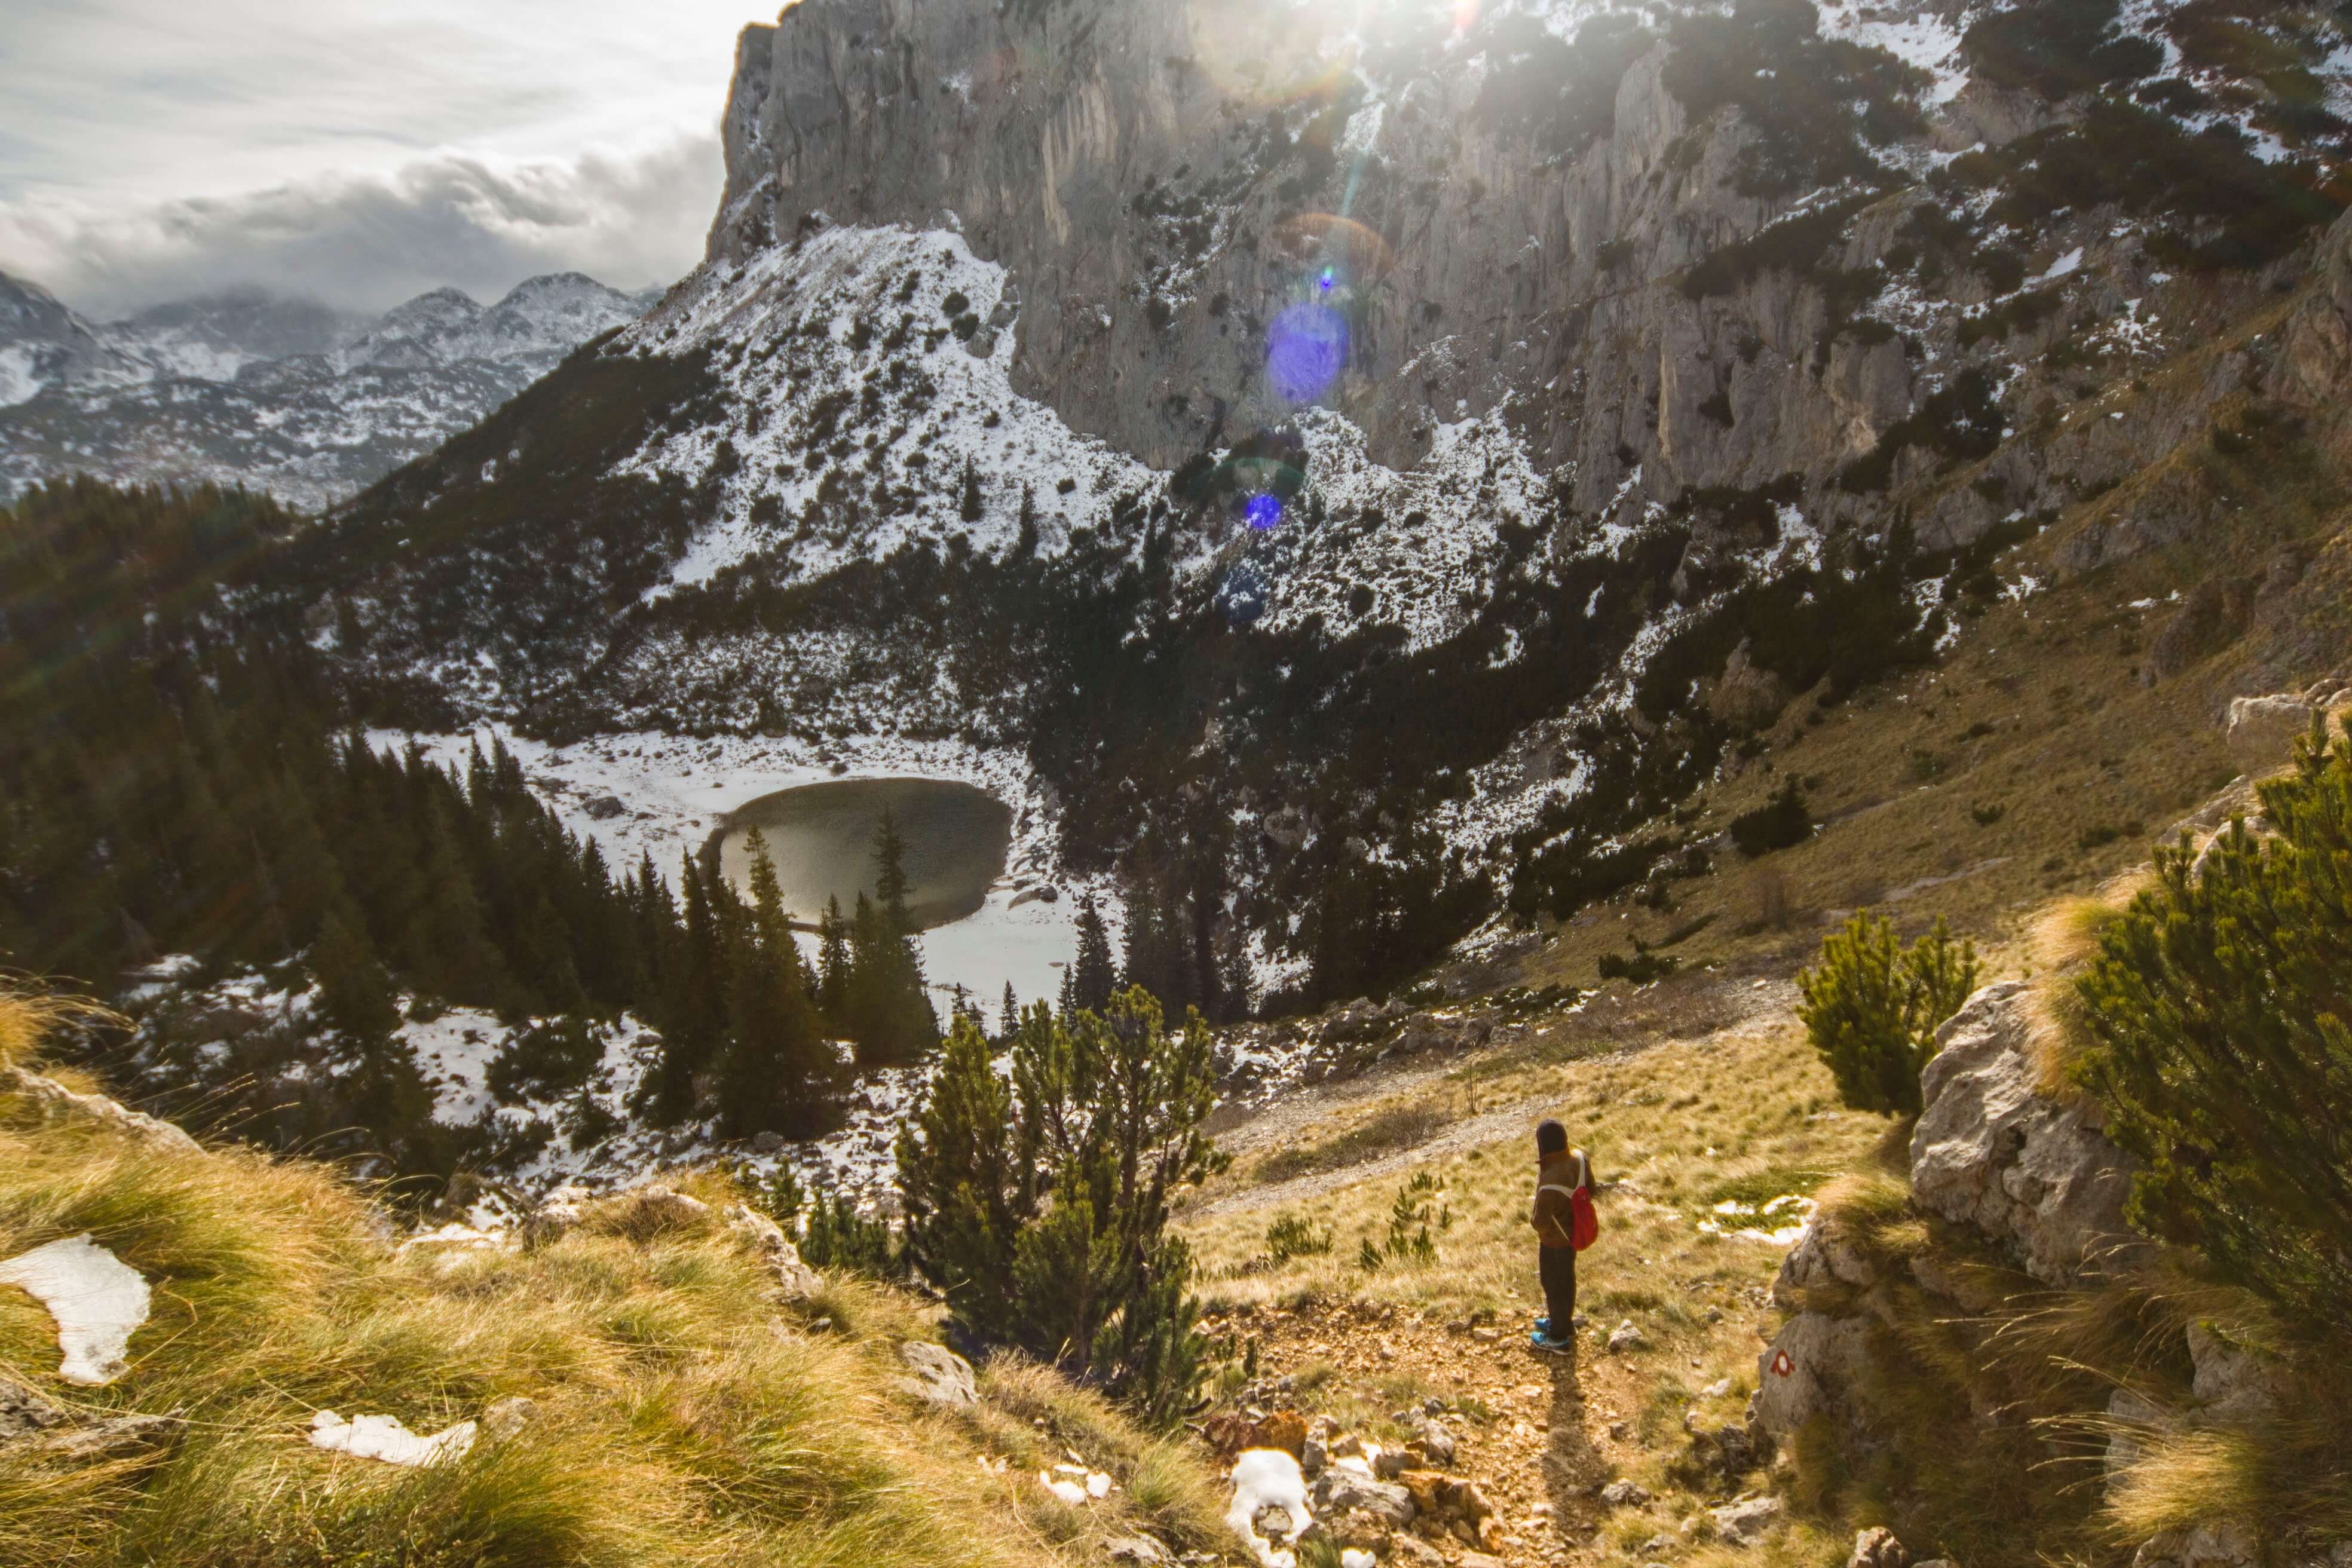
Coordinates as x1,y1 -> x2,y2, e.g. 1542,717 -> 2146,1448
1228,1447 -> 1313,1567
0,1233 -> 151,1385
308,1410 -> 477,1468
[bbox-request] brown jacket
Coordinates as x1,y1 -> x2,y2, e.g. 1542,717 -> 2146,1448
1530,1149 -> 1592,1250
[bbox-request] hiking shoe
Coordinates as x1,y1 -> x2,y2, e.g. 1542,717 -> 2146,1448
1532,1315 -> 1551,1337
1529,1330 -> 1575,1355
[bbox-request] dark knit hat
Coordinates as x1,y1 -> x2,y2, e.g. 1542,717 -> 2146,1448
1536,1119 -> 1568,1155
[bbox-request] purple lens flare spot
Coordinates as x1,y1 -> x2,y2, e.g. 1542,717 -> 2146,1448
1245,493 -> 1284,530
1266,302 -> 1348,402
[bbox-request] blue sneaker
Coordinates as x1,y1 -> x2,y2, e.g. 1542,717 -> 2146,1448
1533,1315 -> 1551,1337
1529,1330 -> 1575,1355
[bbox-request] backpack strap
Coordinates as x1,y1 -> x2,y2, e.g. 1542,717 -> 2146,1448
1536,1184 -> 1579,1198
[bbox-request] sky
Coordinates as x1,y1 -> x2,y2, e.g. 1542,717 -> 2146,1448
0,0 -> 789,318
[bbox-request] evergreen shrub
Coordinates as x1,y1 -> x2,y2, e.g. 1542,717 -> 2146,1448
1797,912 -> 1981,1114
2074,719 -> 2352,1322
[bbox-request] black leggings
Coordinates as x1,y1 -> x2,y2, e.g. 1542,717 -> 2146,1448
1539,1244 -> 1576,1328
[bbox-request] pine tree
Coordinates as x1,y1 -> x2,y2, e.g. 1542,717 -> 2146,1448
1000,981 -> 1019,1040
897,989 -> 1219,1421
716,829 -> 838,1138
960,458 -> 984,523
1071,895 -> 1117,1013
1797,913 -> 1980,1114
313,907 -> 402,1043
816,894 -> 851,1023
2075,719 -> 2352,1321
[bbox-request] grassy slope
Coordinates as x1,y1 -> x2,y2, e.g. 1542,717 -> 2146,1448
1172,301 -> 2352,1565
0,1002 -> 1232,1568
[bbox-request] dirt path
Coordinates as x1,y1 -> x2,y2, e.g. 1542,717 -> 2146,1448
1205,1292 -> 1772,1567
1190,1089 -> 1568,1220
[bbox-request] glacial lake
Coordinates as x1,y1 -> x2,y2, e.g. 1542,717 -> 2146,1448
714,777 -> 1014,932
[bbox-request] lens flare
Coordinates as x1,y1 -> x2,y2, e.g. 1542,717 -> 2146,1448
1454,0 -> 1481,36
1269,213 -> 1395,280
1184,0 -> 1364,106
1266,302 -> 1349,403
1245,493 -> 1284,530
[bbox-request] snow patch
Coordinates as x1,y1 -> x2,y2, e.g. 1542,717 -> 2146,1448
0,1233 -> 151,1385
1228,1447 -> 1313,1567
309,1409 -> 478,1467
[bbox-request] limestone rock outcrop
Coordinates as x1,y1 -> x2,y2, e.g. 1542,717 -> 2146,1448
1907,982 -> 2146,1287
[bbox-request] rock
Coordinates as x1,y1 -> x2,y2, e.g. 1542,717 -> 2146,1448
1608,1320 -> 1649,1353
1750,1310 -> 1875,1439
750,1131 -> 786,1154
480,1395 -> 537,1444
1849,1525 -> 1911,1568
1255,1407 -> 1309,1459
2103,1387 -> 2179,1494
1,1065 -> 201,1155
1104,1537 -> 1172,1566
1374,1448 -> 1411,1480
1460,1555 -> 1508,1568
724,1205 -> 823,1299
895,1341 -> 977,1407
582,795 -> 629,819
2186,1321 -> 2289,1426
1772,1216 -> 1878,1309
1601,1479 -> 1653,1507
520,1198 -> 586,1249
2227,694 -> 2320,773
1413,1420 -> 1457,1466
1909,982 -> 2149,1285
32,1411 -> 181,1460
1707,639 -> 1793,730
1251,1503 -> 1296,1538
1711,1496 -> 1784,1546
1300,1434 -> 1328,1475
1313,1469 -> 1415,1526
2132,1523 -> 2260,1568
1388,1536 -> 1447,1567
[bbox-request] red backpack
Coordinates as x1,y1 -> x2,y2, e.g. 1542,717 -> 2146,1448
1543,1153 -> 1600,1252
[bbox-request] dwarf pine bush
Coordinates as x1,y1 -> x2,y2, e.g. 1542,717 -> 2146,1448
2075,718 -> 2352,1322
1797,912 -> 1981,1114
896,988 -> 1221,1425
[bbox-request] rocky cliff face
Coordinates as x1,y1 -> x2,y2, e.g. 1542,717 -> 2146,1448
289,0 -> 2352,1002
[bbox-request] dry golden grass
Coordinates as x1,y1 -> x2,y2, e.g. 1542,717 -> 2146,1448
0,990 -> 1233,1568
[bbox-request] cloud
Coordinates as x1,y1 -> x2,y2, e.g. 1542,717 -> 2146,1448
0,132 -> 722,317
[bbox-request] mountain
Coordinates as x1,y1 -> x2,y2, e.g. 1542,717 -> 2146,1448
0,271 -> 664,510
286,0 -> 2352,1015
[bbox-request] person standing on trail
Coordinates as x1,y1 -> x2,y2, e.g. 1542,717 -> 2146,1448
1529,1118 -> 1594,1354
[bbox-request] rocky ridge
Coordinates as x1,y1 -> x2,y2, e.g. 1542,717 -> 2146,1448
0,270 -> 662,511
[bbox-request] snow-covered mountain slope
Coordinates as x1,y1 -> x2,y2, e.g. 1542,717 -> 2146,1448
0,271 -> 663,511
283,0 -> 2352,1007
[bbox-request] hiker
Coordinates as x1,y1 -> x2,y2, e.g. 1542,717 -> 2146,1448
1528,1117 -> 1594,1353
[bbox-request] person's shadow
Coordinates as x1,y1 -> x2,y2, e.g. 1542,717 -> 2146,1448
1538,1349 -> 1607,1554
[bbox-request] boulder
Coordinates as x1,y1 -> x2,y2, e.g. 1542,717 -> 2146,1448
1387,1535 -> 1447,1567
2132,1523 -> 2259,1568
1772,1216 -> 1878,1309
1712,1496 -> 1784,1546
1849,1526 -> 1911,1568
2103,1386 -> 2180,1495
1909,982 -> 2149,1286
895,1341 -> 977,1407
1607,1319 -> 1649,1353
1104,1536 -> 1172,1566
1600,1478 -> 1652,1508
1750,1310 -> 1875,1439
2226,694 -> 2320,774
724,1205 -> 823,1300
520,1198 -> 586,1249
